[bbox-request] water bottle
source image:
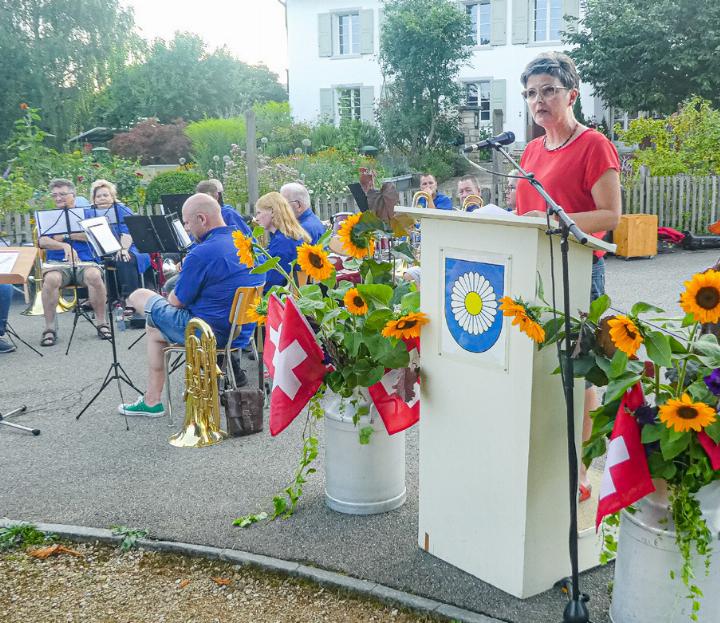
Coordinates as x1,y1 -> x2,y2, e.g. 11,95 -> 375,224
113,303 -> 125,332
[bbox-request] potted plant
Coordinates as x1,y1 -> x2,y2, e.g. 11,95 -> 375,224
501,270 -> 720,622
232,197 -> 425,520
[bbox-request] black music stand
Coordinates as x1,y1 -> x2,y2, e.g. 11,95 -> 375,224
160,194 -> 191,217
36,207 -> 97,355
76,216 -> 142,421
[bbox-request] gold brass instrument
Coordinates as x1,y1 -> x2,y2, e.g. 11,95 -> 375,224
412,190 -> 435,210
461,193 -> 485,212
22,223 -> 73,316
169,318 -> 227,448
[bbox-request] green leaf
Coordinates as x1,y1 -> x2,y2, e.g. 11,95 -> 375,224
389,241 -> 416,263
630,301 -> 665,316
605,373 -> 642,402
377,341 -> 410,368
250,257 -> 280,274
588,294 -> 610,323
296,297 -> 326,314
704,420 -> 720,444
608,349 -> 629,379
681,312 -> 698,327
364,308 -> 393,330
400,290 -> 420,314
686,378 -> 716,404
659,426 -> 691,461
299,284 -> 323,300
356,284 -> 394,307
645,330 -> 673,368
252,225 -> 265,240
641,424 -> 662,443
359,426 -> 374,445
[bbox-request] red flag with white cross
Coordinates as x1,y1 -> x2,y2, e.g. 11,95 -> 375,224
596,383 -> 655,529
263,294 -> 284,378
269,297 -> 327,436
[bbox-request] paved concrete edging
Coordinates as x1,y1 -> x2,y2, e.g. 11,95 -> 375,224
1,518 -> 504,623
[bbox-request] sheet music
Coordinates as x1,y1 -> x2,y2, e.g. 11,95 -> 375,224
0,252 -> 19,274
89,206 -> 119,224
35,208 -> 86,236
80,217 -> 122,256
172,219 -> 192,249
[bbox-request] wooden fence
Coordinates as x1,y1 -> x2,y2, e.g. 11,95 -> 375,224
623,175 -> 720,233
0,189 -> 419,245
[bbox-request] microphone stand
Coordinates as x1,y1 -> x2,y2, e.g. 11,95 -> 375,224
481,142 -> 592,623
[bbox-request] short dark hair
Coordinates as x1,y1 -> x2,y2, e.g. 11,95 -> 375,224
195,180 -> 220,196
520,52 -> 580,90
419,173 -> 436,181
458,175 -> 479,189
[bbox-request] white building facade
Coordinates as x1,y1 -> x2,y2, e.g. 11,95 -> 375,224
287,0 -> 607,145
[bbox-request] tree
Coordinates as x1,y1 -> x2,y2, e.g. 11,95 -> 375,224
93,33 -> 287,128
108,119 -> 191,165
377,0 -> 473,152
565,0 -> 720,115
0,0 -> 140,149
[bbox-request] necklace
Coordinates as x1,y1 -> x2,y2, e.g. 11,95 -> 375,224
543,124 -> 578,151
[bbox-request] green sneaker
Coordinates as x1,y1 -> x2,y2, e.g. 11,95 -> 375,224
118,397 -> 165,418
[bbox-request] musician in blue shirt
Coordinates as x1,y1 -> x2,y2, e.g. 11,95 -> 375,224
419,173 -> 452,210
280,182 -> 326,244
38,179 -> 109,347
255,191 -> 311,293
120,193 -> 265,417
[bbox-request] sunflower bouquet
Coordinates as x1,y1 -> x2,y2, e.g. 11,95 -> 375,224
502,269 -> 720,610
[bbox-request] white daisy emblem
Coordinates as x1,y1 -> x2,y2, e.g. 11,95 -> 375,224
450,272 -> 498,335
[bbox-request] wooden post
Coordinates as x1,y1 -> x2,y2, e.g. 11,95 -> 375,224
491,109 -> 504,205
245,109 -> 259,208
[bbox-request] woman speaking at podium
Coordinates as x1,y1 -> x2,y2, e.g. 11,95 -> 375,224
514,52 -> 622,501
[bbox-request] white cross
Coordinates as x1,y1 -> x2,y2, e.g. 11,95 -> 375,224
273,338 -> 308,400
269,322 -> 282,370
380,369 -> 420,408
599,436 -> 630,500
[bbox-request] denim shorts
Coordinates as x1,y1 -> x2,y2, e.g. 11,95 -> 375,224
145,294 -> 191,344
590,257 -> 606,303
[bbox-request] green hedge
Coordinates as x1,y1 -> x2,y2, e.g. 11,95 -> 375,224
145,170 -> 203,206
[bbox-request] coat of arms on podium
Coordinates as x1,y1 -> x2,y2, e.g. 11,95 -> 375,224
442,254 -> 508,360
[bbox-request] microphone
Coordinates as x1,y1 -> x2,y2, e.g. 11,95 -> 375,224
463,131 -> 515,152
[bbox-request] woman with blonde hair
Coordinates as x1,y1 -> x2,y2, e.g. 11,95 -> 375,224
254,191 -> 310,292
90,179 -> 151,303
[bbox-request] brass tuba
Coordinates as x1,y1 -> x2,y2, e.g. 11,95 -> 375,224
169,318 -> 227,448
461,193 -> 485,212
412,190 -> 435,210
22,223 -> 73,316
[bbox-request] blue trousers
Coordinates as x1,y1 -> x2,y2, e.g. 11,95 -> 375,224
0,283 -> 12,335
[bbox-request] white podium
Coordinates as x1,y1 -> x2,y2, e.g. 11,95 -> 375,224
396,207 -> 614,599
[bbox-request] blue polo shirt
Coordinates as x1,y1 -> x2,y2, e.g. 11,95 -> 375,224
264,230 -> 304,293
221,205 -> 253,236
174,225 -> 265,347
88,202 -> 151,273
43,199 -> 98,262
298,208 -> 326,244
434,193 -> 453,210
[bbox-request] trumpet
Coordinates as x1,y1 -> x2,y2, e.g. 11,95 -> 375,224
169,318 -> 227,448
461,193 -> 485,212
22,223 -> 73,316
412,190 -> 435,210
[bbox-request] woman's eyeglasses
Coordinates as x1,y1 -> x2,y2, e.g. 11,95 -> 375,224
521,85 -> 570,101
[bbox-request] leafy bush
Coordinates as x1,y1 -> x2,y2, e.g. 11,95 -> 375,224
616,96 -> 720,176
185,117 -> 246,174
145,170 -> 203,206
310,123 -> 342,151
109,119 -> 191,165
408,149 -> 457,182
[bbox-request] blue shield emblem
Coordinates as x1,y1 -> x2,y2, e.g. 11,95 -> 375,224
444,258 -> 504,353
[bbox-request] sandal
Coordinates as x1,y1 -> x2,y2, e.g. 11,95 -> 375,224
96,324 -> 112,340
40,329 -> 57,347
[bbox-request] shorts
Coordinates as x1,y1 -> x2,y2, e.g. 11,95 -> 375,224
145,294 -> 191,344
43,262 -> 103,288
586,257 -> 606,390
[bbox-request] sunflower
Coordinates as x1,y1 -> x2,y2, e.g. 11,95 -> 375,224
659,394 -> 716,433
607,315 -> 643,357
680,270 -> 720,323
337,213 -> 376,259
344,288 -> 368,315
382,312 -> 429,340
499,296 -> 545,343
297,243 -> 334,281
245,298 -> 266,326
232,231 -> 254,268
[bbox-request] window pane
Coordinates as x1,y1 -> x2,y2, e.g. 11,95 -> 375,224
351,13 -> 360,54
465,83 -> 478,107
534,0 -> 547,41
479,81 -> 491,121
479,2 -> 491,45
466,4 -> 478,45
549,0 -> 562,40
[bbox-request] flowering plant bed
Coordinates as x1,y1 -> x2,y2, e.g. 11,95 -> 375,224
502,270 -> 720,617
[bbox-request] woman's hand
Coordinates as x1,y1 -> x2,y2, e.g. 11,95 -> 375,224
116,248 -> 131,262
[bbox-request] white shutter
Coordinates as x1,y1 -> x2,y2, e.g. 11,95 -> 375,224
490,79 -> 507,120
490,0 -> 507,46
318,13 -> 332,57
562,0 -> 580,33
360,86 -> 375,122
320,89 -> 334,121
359,9 -> 374,54
511,0 -> 529,44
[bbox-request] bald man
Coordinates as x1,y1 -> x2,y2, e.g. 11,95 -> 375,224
119,193 -> 264,417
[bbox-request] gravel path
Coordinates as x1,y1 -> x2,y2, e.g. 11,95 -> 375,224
0,541 -> 441,623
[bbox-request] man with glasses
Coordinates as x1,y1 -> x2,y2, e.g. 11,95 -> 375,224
37,179 -> 109,346
280,182 -> 326,244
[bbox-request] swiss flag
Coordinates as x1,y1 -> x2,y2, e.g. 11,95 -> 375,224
596,383 -> 655,529
368,337 -> 420,435
269,297 -> 327,436
263,294 -> 284,378
698,431 -> 720,470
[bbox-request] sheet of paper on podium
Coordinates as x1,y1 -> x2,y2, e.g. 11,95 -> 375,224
0,247 -> 38,284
